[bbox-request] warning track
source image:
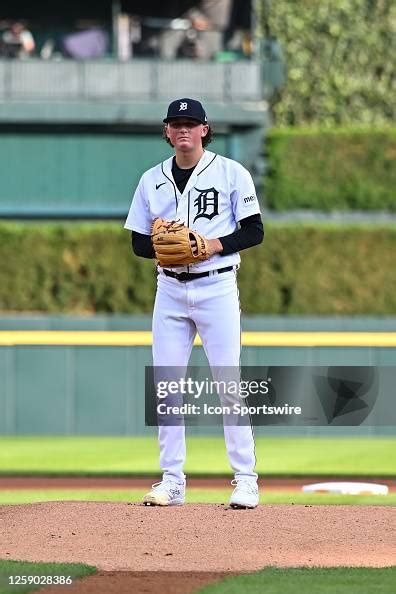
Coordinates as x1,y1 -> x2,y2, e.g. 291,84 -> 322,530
0,476 -> 394,492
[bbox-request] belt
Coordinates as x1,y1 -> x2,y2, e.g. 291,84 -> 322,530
162,266 -> 233,282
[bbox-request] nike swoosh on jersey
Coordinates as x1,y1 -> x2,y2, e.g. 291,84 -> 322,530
156,182 -> 166,190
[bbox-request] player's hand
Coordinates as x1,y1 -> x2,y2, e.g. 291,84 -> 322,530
191,238 -> 223,257
207,239 -> 223,256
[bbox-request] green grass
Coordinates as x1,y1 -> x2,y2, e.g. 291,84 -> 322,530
0,437 -> 395,476
0,560 -> 96,594
0,489 -> 394,506
197,567 -> 396,594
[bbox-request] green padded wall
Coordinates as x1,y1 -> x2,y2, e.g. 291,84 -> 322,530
0,132 -> 227,217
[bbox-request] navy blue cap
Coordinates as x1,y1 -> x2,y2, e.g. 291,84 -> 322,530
163,98 -> 208,124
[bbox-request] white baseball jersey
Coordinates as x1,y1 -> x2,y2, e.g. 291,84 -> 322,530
124,150 -> 261,272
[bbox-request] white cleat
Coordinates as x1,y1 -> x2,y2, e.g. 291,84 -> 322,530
229,479 -> 259,509
143,479 -> 185,506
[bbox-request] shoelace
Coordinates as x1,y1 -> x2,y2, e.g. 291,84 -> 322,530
231,479 -> 257,494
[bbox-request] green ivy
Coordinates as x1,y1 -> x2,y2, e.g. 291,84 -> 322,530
1,222 -> 396,315
260,0 -> 396,126
264,127 -> 396,210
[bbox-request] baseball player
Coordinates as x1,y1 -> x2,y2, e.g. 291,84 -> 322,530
125,98 -> 264,508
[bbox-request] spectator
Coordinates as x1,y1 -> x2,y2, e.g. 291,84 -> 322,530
61,27 -> 109,59
1,21 -> 35,58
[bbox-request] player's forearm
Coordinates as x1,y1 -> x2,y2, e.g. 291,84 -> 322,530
131,231 -> 156,258
219,215 -> 264,256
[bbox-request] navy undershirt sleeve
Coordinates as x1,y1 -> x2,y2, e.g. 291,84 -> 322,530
218,213 -> 264,256
131,213 -> 263,258
131,231 -> 155,258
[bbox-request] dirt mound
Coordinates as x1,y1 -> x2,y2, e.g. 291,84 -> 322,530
0,501 -> 394,593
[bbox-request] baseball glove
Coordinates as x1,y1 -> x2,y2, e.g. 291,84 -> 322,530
151,218 -> 210,267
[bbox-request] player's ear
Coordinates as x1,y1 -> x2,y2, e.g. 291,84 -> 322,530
201,124 -> 209,138
164,124 -> 170,139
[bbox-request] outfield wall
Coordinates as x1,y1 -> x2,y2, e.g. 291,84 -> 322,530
0,315 -> 395,437
0,59 -> 268,218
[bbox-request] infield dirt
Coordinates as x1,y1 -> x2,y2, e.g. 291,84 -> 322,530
0,501 -> 395,594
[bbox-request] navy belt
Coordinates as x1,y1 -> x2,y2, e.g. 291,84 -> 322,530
163,266 -> 233,282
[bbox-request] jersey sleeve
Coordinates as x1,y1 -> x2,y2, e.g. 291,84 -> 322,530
230,162 -> 261,222
124,175 -> 152,234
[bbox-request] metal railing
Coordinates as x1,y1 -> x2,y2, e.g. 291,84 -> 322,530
0,58 -> 263,102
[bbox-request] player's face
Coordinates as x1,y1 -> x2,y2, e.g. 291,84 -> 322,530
166,119 -> 209,152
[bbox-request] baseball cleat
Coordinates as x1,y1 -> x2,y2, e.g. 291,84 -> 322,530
143,479 -> 185,506
229,479 -> 259,509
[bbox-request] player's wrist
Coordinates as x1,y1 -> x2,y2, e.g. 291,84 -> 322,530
208,238 -> 223,256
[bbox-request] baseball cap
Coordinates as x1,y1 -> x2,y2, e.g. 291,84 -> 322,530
163,98 -> 208,124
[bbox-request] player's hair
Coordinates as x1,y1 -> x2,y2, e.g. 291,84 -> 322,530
163,124 -> 213,148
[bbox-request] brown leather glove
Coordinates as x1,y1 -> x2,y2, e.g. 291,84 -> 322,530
151,218 -> 210,267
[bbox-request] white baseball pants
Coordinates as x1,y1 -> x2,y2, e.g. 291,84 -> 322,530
152,269 -> 257,483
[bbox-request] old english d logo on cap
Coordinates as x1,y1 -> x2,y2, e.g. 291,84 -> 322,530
163,98 -> 208,124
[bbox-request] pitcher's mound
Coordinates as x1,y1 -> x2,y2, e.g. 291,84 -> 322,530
0,502 -> 395,593
1,501 -> 395,570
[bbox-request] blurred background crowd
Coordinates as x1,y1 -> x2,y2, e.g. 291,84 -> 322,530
0,0 -> 252,61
